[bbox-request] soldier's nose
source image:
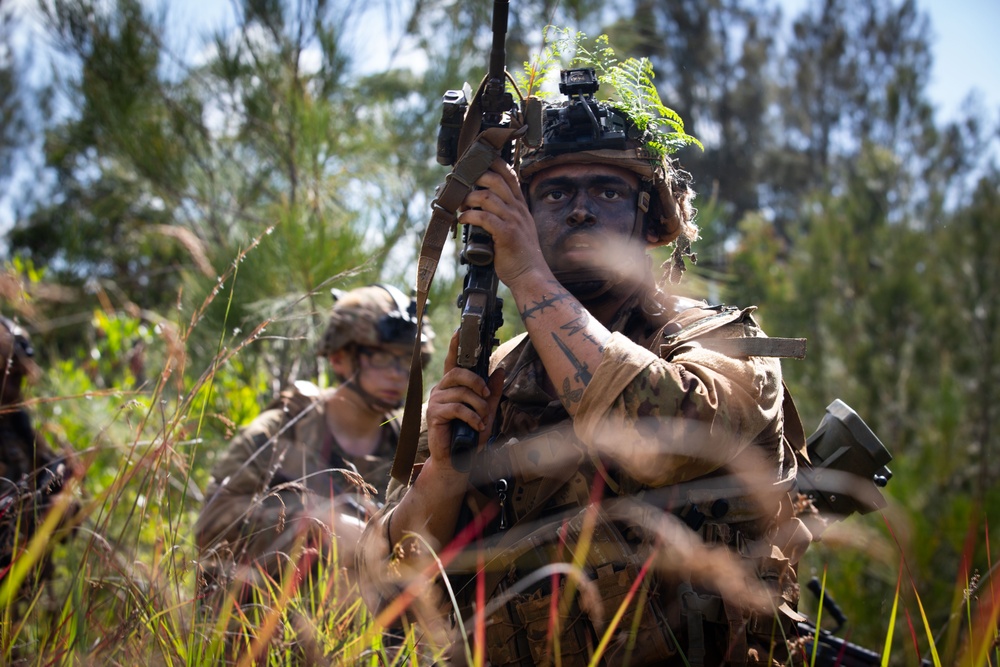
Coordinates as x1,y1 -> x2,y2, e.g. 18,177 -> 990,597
566,194 -> 596,227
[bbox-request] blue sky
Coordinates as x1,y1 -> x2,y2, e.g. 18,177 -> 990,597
3,0 -> 997,235
919,0 -> 1000,119
779,0 -> 1000,121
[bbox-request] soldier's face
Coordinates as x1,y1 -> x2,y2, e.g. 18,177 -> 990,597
355,344 -> 410,409
527,163 -> 645,281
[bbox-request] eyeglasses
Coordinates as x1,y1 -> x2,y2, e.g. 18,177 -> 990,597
358,346 -> 412,372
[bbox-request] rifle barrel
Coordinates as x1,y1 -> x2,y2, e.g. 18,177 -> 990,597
489,0 -> 509,81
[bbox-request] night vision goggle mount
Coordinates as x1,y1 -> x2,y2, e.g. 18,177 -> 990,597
374,284 -> 422,347
435,67 -> 632,167
541,68 -> 629,155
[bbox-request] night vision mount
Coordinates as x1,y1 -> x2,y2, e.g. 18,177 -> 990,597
542,68 -> 629,155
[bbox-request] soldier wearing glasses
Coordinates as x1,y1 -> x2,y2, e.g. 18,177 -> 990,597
196,284 -> 433,603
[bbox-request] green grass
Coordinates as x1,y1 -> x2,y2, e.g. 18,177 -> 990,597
2,265 -> 998,666
4,402 -> 1000,665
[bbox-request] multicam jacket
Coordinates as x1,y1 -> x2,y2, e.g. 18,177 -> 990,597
358,288 -> 812,667
196,383 -> 399,583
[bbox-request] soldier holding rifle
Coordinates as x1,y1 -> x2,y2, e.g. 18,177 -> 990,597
358,32 -> 820,663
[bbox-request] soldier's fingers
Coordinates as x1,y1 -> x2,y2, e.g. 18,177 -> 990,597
491,157 -> 521,195
444,402 -> 488,433
462,187 -> 512,219
436,366 -> 490,397
427,390 -> 489,432
430,383 -> 491,416
474,161 -> 519,204
442,329 -> 461,373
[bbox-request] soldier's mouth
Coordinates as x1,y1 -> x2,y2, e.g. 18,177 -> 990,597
561,232 -> 600,253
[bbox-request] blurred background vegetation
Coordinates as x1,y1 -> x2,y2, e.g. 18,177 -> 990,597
0,0 -> 997,664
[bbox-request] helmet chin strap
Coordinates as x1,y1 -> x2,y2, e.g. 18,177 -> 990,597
342,360 -> 402,413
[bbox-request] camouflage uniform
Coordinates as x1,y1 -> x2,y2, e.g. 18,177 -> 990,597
359,288 -> 809,666
356,70 -> 814,664
196,284 -> 431,601
195,383 -> 399,593
0,316 -> 78,586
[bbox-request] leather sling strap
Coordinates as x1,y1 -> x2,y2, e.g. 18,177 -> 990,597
390,78 -> 524,486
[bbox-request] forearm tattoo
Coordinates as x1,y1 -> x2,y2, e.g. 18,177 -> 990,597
558,377 -> 585,405
520,289 -> 572,321
551,332 -> 593,383
559,302 -> 590,336
521,283 -> 609,407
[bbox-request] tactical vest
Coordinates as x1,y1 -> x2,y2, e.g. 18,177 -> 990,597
446,298 -> 811,667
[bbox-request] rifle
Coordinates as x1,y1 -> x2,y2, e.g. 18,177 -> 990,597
436,0 -> 518,471
795,578 -> 882,667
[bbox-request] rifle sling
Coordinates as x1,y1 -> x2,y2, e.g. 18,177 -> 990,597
390,121 -> 524,486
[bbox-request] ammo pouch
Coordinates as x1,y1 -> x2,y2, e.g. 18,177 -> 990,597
486,561 -> 677,667
474,509 -> 678,667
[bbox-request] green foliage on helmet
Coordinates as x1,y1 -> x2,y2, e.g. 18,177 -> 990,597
515,28 -> 703,159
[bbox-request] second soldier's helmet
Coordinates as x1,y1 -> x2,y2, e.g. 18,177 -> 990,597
317,285 -> 434,364
518,68 -> 697,248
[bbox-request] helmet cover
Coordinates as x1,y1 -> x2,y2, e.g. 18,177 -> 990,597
318,285 -> 434,361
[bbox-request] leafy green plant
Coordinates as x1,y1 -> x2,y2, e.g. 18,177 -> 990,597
517,27 -> 703,158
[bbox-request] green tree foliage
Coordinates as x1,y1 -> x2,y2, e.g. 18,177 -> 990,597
0,0 -> 29,186
7,0 -> 457,383
773,0 -> 936,233
1,0 -> 999,663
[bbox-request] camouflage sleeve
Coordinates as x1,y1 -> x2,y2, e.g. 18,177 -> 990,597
195,411 -> 308,552
574,324 -> 783,488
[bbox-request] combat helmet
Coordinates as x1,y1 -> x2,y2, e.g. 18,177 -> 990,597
318,284 -> 434,364
518,68 -> 697,249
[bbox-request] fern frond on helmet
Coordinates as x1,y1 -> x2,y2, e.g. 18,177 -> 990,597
516,32 -> 701,249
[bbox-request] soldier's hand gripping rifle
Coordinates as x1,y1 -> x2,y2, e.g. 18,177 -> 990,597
389,1 -> 533,487
436,0 -> 520,471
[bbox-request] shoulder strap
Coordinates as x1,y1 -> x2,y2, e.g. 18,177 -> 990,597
390,118 -> 526,487
659,305 -> 806,360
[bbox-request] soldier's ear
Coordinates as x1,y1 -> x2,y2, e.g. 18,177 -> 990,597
327,349 -> 355,380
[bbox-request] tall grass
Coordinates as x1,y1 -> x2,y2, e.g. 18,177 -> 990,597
2,261 -> 999,665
